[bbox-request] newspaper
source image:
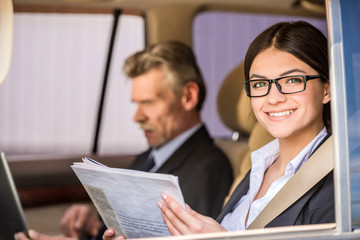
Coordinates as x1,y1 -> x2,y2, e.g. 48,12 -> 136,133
71,157 -> 185,239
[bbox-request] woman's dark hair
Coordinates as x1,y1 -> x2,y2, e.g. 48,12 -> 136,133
244,21 -> 331,133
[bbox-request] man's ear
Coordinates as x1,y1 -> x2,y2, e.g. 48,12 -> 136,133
181,81 -> 199,111
322,82 -> 331,104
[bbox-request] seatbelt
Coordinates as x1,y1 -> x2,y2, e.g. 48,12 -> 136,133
248,135 -> 334,229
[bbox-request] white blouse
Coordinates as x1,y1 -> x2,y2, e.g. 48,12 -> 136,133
221,127 -> 328,231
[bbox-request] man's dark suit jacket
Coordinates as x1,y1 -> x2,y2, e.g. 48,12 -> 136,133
216,134 -> 335,228
95,125 -> 233,239
131,125 -> 233,219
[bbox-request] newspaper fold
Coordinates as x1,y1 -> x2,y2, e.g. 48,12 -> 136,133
71,157 -> 185,239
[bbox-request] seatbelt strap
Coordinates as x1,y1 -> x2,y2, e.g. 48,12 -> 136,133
248,135 -> 334,229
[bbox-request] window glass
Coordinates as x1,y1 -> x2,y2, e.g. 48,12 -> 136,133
98,15 -> 147,155
193,12 -> 327,138
340,0 -> 360,229
0,13 -> 146,156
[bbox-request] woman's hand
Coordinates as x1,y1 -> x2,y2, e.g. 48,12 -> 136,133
157,193 -> 227,235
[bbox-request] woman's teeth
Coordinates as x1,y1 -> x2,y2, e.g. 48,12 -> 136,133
269,110 -> 294,117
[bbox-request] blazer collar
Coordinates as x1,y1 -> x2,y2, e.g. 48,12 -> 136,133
216,171 -> 251,223
156,125 -> 211,174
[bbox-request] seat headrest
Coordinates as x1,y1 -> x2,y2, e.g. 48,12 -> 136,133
217,61 -> 257,136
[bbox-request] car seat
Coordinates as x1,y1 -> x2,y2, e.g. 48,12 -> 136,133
215,61 -> 274,201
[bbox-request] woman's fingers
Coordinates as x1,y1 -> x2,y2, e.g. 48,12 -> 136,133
158,193 -> 228,235
158,193 -> 207,234
160,212 -> 181,235
157,200 -> 188,234
186,205 -> 213,223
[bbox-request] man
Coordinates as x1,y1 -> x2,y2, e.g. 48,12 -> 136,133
15,41 -> 233,240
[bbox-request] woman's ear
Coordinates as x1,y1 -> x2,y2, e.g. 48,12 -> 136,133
181,81 -> 199,111
322,82 -> 331,104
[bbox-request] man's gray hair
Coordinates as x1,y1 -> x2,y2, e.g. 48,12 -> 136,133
124,41 -> 206,111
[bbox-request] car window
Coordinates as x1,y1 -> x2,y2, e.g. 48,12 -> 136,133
338,0 -> 360,230
0,12 -> 146,157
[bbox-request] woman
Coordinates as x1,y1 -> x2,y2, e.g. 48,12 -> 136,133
102,20 -> 334,239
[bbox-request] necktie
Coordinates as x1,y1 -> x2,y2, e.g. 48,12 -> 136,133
141,155 -> 155,172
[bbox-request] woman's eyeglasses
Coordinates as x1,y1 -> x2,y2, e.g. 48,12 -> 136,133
244,75 -> 321,97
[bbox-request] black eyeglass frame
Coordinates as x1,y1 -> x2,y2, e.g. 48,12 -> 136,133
243,75 -> 321,97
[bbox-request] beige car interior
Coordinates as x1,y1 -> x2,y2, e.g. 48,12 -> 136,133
214,61 -> 274,201
2,0 -> 325,235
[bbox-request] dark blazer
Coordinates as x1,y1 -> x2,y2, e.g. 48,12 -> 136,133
131,125 -> 233,219
217,134 -> 334,227
95,125 -> 233,240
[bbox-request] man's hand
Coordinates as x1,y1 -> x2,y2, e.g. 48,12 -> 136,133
157,193 -> 227,235
60,204 -> 101,238
14,230 -> 75,240
102,228 -> 126,240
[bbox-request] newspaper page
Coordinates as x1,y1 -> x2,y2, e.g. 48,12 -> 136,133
71,158 -> 185,239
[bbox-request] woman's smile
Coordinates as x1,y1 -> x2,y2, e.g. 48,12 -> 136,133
267,109 -> 295,117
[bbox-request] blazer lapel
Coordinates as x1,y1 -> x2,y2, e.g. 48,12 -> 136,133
217,133 -> 332,226
156,126 -> 211,174
216,171 -> 251,222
